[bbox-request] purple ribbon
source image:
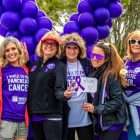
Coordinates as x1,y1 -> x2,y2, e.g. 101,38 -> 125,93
75,76 -> 85,91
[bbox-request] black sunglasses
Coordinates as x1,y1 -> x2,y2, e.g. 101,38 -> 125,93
129,39 -> 140,45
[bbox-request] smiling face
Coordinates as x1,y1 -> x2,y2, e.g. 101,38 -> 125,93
65,44 -> 80,63
129,34 -> 140,55
91,46 -> 105,68
41,40 -> 58,60
4,42 -> 20,66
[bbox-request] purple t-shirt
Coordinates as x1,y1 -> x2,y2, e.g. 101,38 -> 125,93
1,64 -> 29,122
125,60 -> 140,96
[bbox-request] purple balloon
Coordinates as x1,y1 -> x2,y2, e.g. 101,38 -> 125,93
88,0 -> 109,8
22,0 -> 35,3
22,1 -> 38,18
78,0 -> 92,13
109,2 -> 123,18
35,28 -> 50,42
64,21 -> 80,34
97,25 -> 110,39
37,10 -> 46,18
6,31 -> 20,39
2,0 -> 22,11
81,27 -> 98,45
106,18 -> 112,27
0,24 -> 8,36
0,6 -> 4,16
110,0 -> 120,2
87,45 -> 93,59
69,13 -> 79,22
19,18 -> 38,35
21,36 -> 36,56
94,8 -> 110,24
37,16 -> 52,30
0,11 -> 20,30
78,12 -> 95,28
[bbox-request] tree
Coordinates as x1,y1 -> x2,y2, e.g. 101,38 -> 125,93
108,0 -> 140,56
36,0 -> 78,31
37,0 -> 140,56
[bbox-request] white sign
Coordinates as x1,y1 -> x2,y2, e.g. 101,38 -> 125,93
80,77 -> 97,93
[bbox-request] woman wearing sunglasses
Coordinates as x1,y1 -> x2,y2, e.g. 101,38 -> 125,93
61,33 -> 93,140
28,31 -> 67,140
83,42 -> 126,140
120,30 -> 140,140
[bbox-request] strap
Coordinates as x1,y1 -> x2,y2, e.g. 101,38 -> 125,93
101,78 -> 107,104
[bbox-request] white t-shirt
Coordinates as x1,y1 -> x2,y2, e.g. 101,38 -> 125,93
67,61 -> 92,128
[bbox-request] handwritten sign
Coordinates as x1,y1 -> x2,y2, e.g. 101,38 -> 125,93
80,77 -> 97,93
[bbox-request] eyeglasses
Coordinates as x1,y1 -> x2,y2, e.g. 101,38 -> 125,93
43,42 -> 58,47
90,53 -> 105,60
129,39 -> 140,45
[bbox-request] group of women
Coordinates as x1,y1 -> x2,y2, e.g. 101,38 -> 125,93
0,30 -> 140,140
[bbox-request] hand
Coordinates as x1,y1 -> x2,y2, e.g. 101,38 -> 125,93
64,87 -> 73,99
120,77 -> 129,87
82,103 -> 95,113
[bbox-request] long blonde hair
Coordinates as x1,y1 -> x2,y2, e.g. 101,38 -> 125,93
95,42 -> 124,82
125,30 -> 140,60
0,37 -> 28,67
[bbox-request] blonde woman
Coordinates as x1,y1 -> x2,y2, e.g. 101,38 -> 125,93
83,42 -> 126,140
120,30 -> 140,140
61,33 -> 93,140
0,37 -> 29,140
28,31 -> 67,140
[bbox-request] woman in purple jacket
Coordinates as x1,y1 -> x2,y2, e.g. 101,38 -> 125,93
0,37 -> 29,140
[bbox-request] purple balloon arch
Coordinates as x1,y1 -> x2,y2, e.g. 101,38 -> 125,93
0,0 -> 52,56
0,0 -> 123,58
64,0 -> 123,57
0,0 -> 126,140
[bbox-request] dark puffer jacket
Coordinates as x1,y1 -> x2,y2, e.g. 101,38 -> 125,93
28,57 -> 66,116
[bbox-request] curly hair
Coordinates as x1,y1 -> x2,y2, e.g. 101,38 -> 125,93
62,33 -> 86,59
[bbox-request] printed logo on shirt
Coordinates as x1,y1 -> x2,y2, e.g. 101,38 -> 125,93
134,67 -> 140,73
67,71 -> 85,94
12,96 -> 27,104
7,74 -> 29,92
44,63 -> 56,72
47,63 -> 55,70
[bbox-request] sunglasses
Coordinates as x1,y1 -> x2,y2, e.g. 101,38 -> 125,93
90,53 -> 105,60
129,39 -> 140,45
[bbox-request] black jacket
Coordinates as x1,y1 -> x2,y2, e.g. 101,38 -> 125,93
28,57 -> 66,116
89,63 -> 126,131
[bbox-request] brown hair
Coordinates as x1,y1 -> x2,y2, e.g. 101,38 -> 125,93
95,42 -> 124,82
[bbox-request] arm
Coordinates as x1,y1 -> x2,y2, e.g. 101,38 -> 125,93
54,61 -> 67,100
83,76 -> 124,115
94,76 -> 124,115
